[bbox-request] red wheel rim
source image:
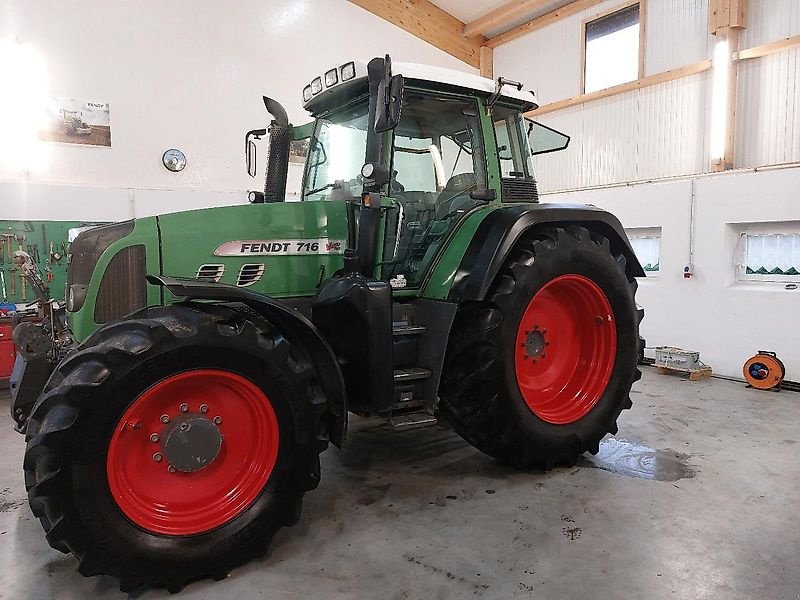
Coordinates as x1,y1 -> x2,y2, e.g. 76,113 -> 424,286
514,274 -> 617,425
107,369 -> 279,535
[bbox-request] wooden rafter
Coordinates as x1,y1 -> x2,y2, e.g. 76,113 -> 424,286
347,0 -> 486,68
527,60 -> 712,117
485,0 -> 605,48
736,34 -> 800,60
464,0 -> 555,38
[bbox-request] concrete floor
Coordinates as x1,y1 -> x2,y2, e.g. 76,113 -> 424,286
1,368 -> 798,599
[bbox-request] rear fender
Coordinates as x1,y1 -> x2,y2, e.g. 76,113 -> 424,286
147,275 -> 347,447
449,204 -> 645,302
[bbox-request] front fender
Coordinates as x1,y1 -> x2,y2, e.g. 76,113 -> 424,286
448,203 -> 645,302
147,275 -> 347,447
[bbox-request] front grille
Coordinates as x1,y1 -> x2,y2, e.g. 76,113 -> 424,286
237,264 -> 265,287
501,177 -> 539,203
94,245 -> 147,323
68,220 -> 134,286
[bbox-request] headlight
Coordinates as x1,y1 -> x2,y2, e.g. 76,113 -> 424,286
325,69 -> 338,87
67,284 -> 87,313
311,77 -> 323,95
340,62 -> 356,81
302,85 -> 312,102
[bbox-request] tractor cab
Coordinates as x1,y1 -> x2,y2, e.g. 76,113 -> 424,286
249,57 -> 571,293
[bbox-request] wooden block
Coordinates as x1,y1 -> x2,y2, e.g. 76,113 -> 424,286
655,365 -> 713,381
688,367 -> 713,381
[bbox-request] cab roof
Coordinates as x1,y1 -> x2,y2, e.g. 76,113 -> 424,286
303,59 -> 539,116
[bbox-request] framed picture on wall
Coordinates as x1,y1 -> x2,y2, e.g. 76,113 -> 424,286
39,98 -> 111,147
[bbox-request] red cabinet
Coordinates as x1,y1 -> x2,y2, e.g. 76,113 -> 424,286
0,322 -> 15,380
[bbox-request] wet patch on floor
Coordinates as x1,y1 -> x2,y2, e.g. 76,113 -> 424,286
578,438 -> 696,481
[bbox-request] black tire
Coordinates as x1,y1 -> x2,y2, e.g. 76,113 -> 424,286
440,226 -> 643,469
23,303 -> 328,593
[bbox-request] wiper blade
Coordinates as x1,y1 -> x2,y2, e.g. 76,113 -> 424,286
305,182 -> 341,197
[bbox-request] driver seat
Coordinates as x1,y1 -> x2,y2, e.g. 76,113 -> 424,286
434,173 -> 476,219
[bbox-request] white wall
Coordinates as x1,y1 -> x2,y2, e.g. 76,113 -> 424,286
543,165 -> 800,379
495,0 -> 800,192
494,0 -> 800,381
0,0 -> 476,220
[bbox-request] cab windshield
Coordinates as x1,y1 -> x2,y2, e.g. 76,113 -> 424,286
303,99 -> 369,201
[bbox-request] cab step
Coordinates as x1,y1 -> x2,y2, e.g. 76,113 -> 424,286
389,411 -> 437,430
392,324 -> 427,336
393,367 -> 431,383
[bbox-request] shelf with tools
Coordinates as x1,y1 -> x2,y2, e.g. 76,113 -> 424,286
0,220 -> 84,307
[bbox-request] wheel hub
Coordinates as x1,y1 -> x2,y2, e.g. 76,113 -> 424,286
163,416 -> 223,473
523,327 -> 547,360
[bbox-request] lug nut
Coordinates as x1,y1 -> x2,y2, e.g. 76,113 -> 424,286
213,416 -> 222,425
168,465 -> 177,473
153,453 -> 163,462
150,433 -> 160,443
160,414 -> 170,424
541,353 -> 547,359
179,403 -> 189,413
534,325 -> 539,330
200,404 -> 209,413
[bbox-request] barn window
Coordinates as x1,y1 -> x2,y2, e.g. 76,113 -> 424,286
583,2 -> 643,94
736,231 -> 800,282
626,227 -> 660,274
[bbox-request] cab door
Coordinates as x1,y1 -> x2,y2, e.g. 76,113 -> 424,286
380,90 -> 491,289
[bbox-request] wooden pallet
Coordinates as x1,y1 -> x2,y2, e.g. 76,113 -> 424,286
655,365 -> 712,381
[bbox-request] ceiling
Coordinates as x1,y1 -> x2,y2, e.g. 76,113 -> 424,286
429,0 -> 578,38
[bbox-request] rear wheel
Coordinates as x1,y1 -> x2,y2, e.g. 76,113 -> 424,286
440,226 -> 643,469
24,303 -> 327,592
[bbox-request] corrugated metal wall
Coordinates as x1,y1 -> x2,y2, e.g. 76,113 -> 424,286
737,48 -> 800,168
533,72 -> 709,191
494,0 -> 799,192
736,0 -> 800,169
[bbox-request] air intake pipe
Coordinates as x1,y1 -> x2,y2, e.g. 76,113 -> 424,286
262,96 -> 290,203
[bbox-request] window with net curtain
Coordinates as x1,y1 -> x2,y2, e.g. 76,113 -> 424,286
584,3 -> 641,94
737,232 -> 800,281
626,227 -> 660,274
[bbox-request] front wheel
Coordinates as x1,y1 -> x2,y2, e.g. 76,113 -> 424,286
440,226 -> 643,469
24,304 -> 327,592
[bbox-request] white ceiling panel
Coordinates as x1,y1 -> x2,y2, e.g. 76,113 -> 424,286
428,0 -> 511,24
429,0 -> 577,38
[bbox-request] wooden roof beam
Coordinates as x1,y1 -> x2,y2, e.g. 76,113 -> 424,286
347,0 -> 486,69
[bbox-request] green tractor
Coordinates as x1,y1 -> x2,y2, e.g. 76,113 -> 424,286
11,55 -> 644,592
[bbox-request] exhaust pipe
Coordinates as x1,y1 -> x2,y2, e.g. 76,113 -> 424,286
262,96 -> 290,203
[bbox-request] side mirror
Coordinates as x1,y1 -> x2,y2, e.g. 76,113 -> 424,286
245,128 -> 267,177
375,75 -> 404,133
